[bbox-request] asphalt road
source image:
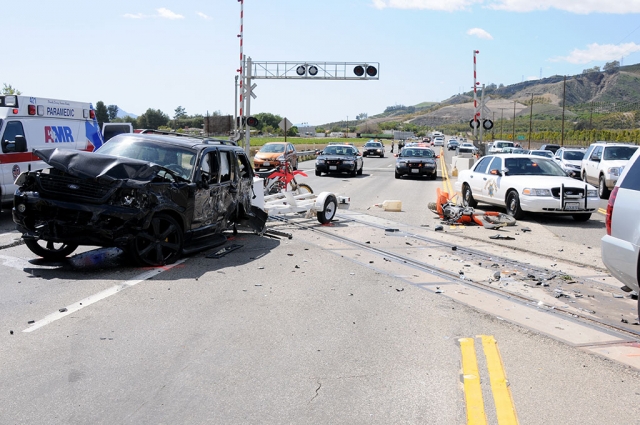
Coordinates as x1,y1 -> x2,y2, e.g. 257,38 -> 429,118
0,149 -> 638,424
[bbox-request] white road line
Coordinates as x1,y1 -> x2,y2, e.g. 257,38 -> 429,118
23,259 -> 186,333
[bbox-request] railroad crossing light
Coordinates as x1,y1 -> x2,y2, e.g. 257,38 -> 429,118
469,119 -> 480,129
246,116 -> 259,127
296,64 -> 319,77
354,65 -> 377,78
483,119 -> 493,130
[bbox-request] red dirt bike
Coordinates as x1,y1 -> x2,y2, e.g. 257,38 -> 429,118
256,160 -> 313,196
428,188 -> 516,227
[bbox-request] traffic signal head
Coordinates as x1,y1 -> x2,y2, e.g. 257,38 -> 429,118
246,116 -> 259,127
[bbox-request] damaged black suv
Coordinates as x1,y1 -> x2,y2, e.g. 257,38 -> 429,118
13,133 -> 266,266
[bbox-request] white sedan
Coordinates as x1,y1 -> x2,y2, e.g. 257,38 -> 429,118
454,154 -> 600,221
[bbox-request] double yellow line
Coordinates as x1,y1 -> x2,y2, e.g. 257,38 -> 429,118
459,335 -> 519,425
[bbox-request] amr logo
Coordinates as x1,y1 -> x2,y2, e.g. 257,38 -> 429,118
44,126 -> 74,143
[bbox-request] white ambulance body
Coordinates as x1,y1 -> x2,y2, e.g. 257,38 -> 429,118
0,95 -> 104,205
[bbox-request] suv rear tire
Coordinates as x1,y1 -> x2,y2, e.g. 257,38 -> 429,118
598,175 -> 610,199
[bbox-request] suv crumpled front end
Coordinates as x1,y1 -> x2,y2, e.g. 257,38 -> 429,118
13,149 -> 192,248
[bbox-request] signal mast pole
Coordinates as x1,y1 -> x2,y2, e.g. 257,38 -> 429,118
473,50 -> 480,139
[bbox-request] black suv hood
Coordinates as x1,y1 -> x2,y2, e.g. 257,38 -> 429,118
35,148 -> 163,182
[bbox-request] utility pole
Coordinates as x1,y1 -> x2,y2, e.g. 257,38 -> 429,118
528,92 -> 534,149
561,75 -> 566,146
512,101 -> 516,143
499,108 -> 506,139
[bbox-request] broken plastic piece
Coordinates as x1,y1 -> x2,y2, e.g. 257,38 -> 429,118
489,234 -> 515,240
206,244 -> 243,259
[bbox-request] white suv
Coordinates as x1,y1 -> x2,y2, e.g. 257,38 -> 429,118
581,142 -> 638,199
601,148 -> 640,318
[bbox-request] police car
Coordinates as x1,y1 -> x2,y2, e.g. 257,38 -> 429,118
0,95 -> 103,206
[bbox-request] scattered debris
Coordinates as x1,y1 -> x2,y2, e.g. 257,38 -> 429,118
490,234 -> 515,240
28,320 -> 35,324
622,318 -> 629,324
613,294 -> 624,298
59,308 -> 68,313
385,228 -> 400,232
396,288 -> 404,292
434,225 -> 444,231
520,227 -> 531,232
493,271 -> 501,280
452,246 -> 458,251
207,244 -> 243,259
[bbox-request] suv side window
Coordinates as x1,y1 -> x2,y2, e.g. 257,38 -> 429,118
583,145 -> 595,160
1,121 -> 26,153
219,150 -> 235,182
474,157 -> 492,174
591,146 -> 603,161
200,151 -> 220,184
236,152 -> 252,180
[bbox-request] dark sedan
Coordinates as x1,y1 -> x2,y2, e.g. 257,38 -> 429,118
315,144 -> 363,177
362,140 -> 385,157
395,147 -> 438,179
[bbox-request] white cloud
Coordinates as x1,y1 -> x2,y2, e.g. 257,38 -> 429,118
123,8 -> 185,20
550,43 -> 640,64
371,0 -> 640,13
487,0 -> 640,14
371,0 -> 481,12
157,8 -> 184,19
467,28 -> 493,40
196,12 -> 211,20
123,13 -> 146,19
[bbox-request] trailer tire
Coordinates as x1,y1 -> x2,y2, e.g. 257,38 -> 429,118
317,194 -> 337,224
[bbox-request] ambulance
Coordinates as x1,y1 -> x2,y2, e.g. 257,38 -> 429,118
0,95 -> 104,206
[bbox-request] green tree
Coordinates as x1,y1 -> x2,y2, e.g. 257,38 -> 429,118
137,108 -> 170,129
253,112 -> 282,132
95,101 -> 109,127
2,83 -> 21,95
107,105 -> 119,121
603,60 -> 620,73
174,106 -> 187,119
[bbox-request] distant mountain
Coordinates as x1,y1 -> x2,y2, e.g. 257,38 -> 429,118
358,62 -> 640,128
117,108 -> 138,119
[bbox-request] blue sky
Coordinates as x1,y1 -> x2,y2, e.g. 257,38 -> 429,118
4,1 -> 640,125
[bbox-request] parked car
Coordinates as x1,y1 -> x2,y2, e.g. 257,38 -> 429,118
12,134 -> 267,266
315,144 -> 363,177
253,142 -> 298,171
529,149 -> 555,158
601,148 -> 640,318
459,142 -> 479,154
395,147 -> 438,180
447,139 -> 459,151
553,147 -> 585,179
540,144 -> 561,154
454,154 -> 599,220
488,140 -> 515,154
581,142 -> 639,198
362,140 -> 385,157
